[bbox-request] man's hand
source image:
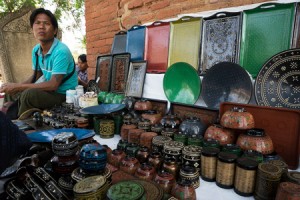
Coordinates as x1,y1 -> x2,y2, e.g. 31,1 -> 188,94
0,83 -> 22,95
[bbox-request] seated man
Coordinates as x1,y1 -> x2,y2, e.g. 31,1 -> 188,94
0,8 -> 77,118
77,54 -> 89,89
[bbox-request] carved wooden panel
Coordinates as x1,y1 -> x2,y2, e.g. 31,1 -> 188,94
111,53 -> 131,93
172,103 -> 218,126
95,55 -> 112,91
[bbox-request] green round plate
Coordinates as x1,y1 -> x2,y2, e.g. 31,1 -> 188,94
163,62 -> 201,105
107,180 -> 144,200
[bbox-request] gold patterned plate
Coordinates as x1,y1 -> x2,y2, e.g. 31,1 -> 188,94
255,48 -> 300,109
132,179 -> 164,200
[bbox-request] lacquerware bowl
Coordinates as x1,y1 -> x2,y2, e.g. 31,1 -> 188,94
79,143 -> 107,172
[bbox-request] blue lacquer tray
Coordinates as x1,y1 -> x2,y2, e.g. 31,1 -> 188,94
79,103 -> 125,115
26,128 -> 95,143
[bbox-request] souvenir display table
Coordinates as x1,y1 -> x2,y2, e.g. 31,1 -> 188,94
94,134 -> 300,200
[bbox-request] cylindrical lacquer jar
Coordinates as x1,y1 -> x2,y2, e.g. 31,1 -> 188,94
201,147 -> 220,182
182,145 -> 202,172
216,152 -> 238,189
234,157 -> 258,197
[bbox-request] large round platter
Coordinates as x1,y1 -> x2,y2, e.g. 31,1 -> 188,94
255,48 -> 300,109
106,180 -> 144,200
26,128 -> 95,143
132,179 -> 164,200
201,62 -> 252,109
163,62 -> 201,105
79,103 -> 125,115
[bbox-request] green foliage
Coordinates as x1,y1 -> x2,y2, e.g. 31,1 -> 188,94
0,0 -> 86,51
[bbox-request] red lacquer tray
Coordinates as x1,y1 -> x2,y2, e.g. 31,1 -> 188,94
220,102 -> 300,169
144,21 -> 170,73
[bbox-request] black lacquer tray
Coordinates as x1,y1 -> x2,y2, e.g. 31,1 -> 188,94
200,12 -> 242,74
201,62 -> 252,109
255,48 -> 300,109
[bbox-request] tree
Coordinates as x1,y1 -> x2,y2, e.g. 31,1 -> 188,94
0,0 -> 86,47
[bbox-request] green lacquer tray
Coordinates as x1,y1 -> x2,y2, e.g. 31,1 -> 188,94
163,62 -> 201,105
107,180 -> 144,200
239,3 -> 295,78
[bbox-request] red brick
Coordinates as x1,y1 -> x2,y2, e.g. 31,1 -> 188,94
128,0 -> 143,10
151,0 -> 170,10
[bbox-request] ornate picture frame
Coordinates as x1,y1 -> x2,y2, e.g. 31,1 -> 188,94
125,61 -> 147,98
111,53 -> 131,93
95,54 -> 112,92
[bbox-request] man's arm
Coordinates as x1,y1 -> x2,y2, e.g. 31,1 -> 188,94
21,70 -> 43,84
0,73 -> 64,95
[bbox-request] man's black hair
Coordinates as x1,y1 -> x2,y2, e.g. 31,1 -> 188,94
30,8 -> 58,37
78,54 -> 87,63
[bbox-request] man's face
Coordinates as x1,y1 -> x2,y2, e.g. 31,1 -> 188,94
78,58 -> 88,71
32,13 -> 57,42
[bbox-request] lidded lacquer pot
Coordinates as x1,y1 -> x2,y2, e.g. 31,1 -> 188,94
119,156 -> 140,175
154,170 -> 175,194
141,110 -> 162,125
204,124 -> 236,145
79,143 -> 107,173
237,128 -> 274,155
163,140 -> 184,163
52,132 -> 78,157
134,99 -> 153,111
179,117 -> 207,137
160,113 -> 181,128
134,163 -> 156,181
108,149 -> 126,168
220,107 -> 255,129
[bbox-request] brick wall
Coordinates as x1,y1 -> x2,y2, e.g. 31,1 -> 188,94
85,0 -> 269,80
